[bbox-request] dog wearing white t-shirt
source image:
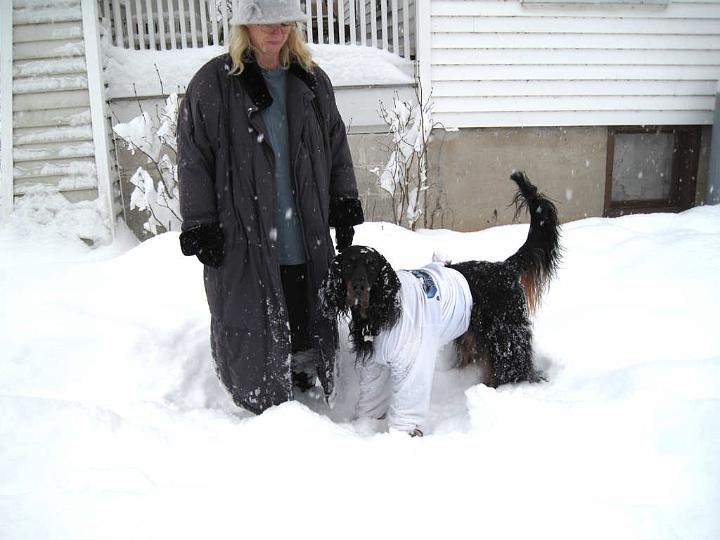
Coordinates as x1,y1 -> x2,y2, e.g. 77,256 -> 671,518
318,172 -> 561,436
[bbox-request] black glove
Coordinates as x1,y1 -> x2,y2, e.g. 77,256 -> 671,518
335,225 -> 354,252
179,223 -> 224,267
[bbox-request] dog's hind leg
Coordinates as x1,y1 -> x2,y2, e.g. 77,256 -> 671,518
456,329 -> 497,387
455,331 -> 476,369
487,321 -> 540,386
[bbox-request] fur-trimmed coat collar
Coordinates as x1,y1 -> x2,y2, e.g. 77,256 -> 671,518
236,51 -> 318,111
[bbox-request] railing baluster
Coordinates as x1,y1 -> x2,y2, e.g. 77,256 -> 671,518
359,0 -> 366,46
349,0 -> 356,45
221,0 -> 229,47
167,0 -> 177,49
209,0 -> 219,46
370,0 -> 376,49
188,0 -> 198,47
146,0 -> 157,49
179,0 -> 188,48
391,0 -> 398,54
402,0 -> 409,58
315,0 -> 323,44
199,0 -> 209,47
381,0 -> 387,51
134,0 -> 145,49
338,0 -> 345,44
126,0 -> 136,49
326,0 -> 334,44
305,0 -> 314,44
156,0 -> 166,50
112,0 -> 125,46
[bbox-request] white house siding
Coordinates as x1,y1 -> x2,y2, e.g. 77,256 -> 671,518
429,0 -> 720,127
11,0 -> 101,203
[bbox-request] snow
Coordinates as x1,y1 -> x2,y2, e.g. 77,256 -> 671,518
1,206 -> 719,539
103,43 -> 413,98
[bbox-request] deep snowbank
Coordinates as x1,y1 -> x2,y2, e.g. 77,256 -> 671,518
1,208 -> 719,539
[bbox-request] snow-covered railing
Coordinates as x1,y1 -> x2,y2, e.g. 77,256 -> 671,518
98,0 -> 415,59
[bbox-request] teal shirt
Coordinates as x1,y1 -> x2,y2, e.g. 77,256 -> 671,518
261,67 -> 306,265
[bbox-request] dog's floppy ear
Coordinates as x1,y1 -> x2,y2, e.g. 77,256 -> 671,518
318,253 -> 347,319
366,251 -> 401,332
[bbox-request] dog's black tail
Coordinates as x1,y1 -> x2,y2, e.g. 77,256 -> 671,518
506,171 -> 562,314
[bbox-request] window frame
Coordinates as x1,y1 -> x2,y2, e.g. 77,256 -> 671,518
604,125 -> 700,217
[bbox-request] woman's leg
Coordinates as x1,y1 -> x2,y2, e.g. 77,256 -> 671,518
280,264 -> 316,391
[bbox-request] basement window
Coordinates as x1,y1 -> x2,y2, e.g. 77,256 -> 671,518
604,126 -> 700,217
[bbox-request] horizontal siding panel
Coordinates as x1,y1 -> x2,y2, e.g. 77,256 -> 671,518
56,189 -> 99,204
432,79 -> 718,97
14,141 -> 96,162
432,15 -> 720,34
14,90 -> 90,111
13,157 -> 97,181
432,48 -> 720,65
432,95 -> 713,112
431,32 -> 720,50
14,107 -> 91,129
13,21 -> 83,43
14,75 -> 88,94
13,5 -> 82,25
431,1 -> 720,18
14,58 -> 87,77
14,40 -> 85,61
432,64 -> 720,81
14,125 -> 93,145
434,109 -> 712,127
15,182 -> 98,198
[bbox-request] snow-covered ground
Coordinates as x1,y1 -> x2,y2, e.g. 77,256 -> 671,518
1,207 -> 719,539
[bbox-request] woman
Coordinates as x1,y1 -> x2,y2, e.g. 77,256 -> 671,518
177,0 -> 363,413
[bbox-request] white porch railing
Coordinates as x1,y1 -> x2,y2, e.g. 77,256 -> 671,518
98,0 -> 415,59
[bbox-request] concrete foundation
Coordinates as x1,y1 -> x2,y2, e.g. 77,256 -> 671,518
109,93 -> 712,238
348,125 -> 711,231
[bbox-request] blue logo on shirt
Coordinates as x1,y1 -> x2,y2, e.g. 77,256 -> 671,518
410,270 -> 438,299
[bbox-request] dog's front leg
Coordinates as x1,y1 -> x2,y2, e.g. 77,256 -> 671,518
356,361 -> 391,421
387,346 -> 437,436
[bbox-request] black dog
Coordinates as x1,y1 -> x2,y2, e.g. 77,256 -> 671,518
319,172 -> 561,433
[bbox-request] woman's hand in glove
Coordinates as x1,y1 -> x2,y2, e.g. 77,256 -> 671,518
179,223 -> 224,267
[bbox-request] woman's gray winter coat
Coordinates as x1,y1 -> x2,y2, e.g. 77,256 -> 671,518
177,53 -> 362,413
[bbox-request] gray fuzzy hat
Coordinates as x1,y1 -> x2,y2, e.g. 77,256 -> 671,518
230,0 -> 306,25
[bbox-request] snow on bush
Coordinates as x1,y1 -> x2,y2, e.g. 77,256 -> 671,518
372,89 -> 434,230
113,94 -> 181,235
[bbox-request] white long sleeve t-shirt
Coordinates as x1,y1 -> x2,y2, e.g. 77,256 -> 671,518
356,263 -> 473,433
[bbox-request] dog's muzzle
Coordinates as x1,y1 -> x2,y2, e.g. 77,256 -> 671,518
346,279 -> 371,316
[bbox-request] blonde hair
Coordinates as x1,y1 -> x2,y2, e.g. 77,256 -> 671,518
228,25 -> 315,75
